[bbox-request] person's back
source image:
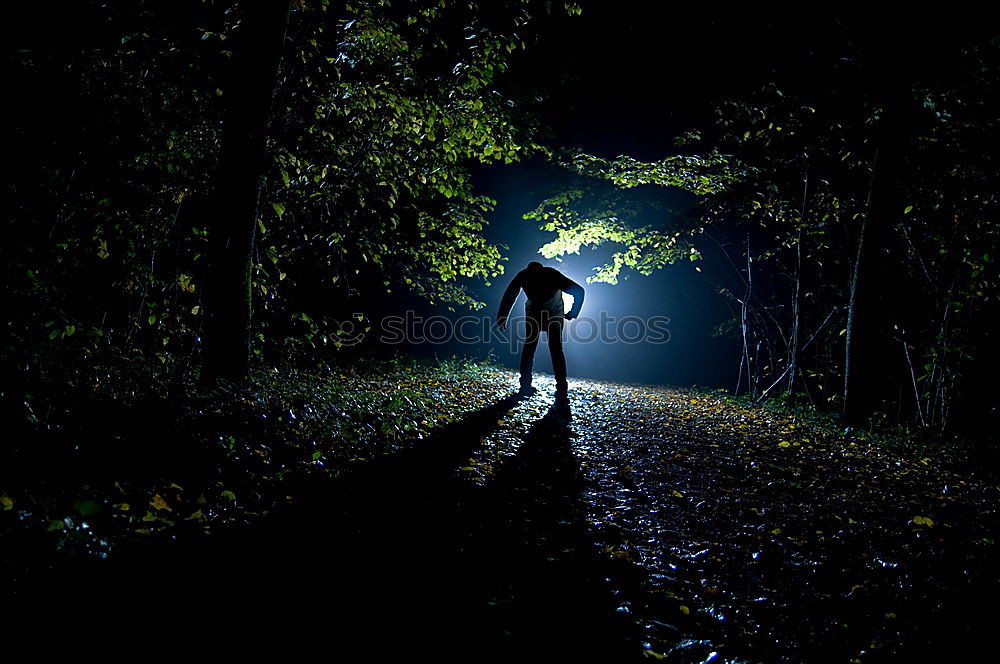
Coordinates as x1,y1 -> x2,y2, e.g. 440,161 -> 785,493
521,265 -> 572,318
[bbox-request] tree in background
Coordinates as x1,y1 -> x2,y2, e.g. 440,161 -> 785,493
2,0 -> 579,392
254,0 -> 563,361
526,36 -> 998,430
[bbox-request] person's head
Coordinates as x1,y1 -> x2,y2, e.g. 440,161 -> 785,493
527,261 -> 544,271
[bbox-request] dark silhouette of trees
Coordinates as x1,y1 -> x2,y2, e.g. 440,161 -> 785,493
2,0 -> 576,387
526,15 -> 998,431
202,0 -> 291,382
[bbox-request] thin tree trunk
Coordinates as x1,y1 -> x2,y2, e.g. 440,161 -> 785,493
202,0 -> 291,383
757,367 -> 790,403
757,307 -> 836,405
737,233 -> 752,396
843,27 -> 913,424
901,331 -> 927,428
786,169 -> 808,398
843,152 -> 875,423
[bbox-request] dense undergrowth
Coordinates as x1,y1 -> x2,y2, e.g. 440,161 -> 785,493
0,353 -> 513,595
735,391 -> 1000,479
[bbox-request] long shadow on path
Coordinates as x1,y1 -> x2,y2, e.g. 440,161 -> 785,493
24,393 -> 639,659
469,396 -> 640,659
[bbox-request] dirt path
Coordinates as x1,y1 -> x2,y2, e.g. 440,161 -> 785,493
456,375 -> 998,662
20,373 -> 998,661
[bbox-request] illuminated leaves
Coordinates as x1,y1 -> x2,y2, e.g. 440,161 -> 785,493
526,180 -> 705,285
560,151 -> 736,195
263,0 -> 569,310
522,148 -> 740,284
176,274 -> 195,293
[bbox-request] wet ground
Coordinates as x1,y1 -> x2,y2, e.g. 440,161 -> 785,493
18,374 -> 999,660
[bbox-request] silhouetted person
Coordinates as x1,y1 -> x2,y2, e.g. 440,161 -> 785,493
496,261 -> 585,396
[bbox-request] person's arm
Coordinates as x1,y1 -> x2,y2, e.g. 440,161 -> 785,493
562,278 -> 585,319
496,272 -> 523,330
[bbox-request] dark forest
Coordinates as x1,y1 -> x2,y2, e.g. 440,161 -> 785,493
2,1 -> 998,660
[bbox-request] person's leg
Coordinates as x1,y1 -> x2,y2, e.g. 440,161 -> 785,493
519,316 -> 541,388
546,317 -> 568,391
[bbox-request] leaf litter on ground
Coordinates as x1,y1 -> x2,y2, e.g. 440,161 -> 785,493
3,360 -> 997,661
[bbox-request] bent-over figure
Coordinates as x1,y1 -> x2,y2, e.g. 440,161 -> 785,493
496,261 -> 585,395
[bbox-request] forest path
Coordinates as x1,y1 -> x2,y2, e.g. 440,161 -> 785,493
24,373 -> 997,661
437,374 -> 997,662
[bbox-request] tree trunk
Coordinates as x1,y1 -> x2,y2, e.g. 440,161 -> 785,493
737,233 -> 752,396
786,170 -> 808,398
842,161 -> 873,424
202,0 -> 291,383
843,27 -> 913,424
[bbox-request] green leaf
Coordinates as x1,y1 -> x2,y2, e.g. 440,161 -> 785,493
73,499 -> 102,516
